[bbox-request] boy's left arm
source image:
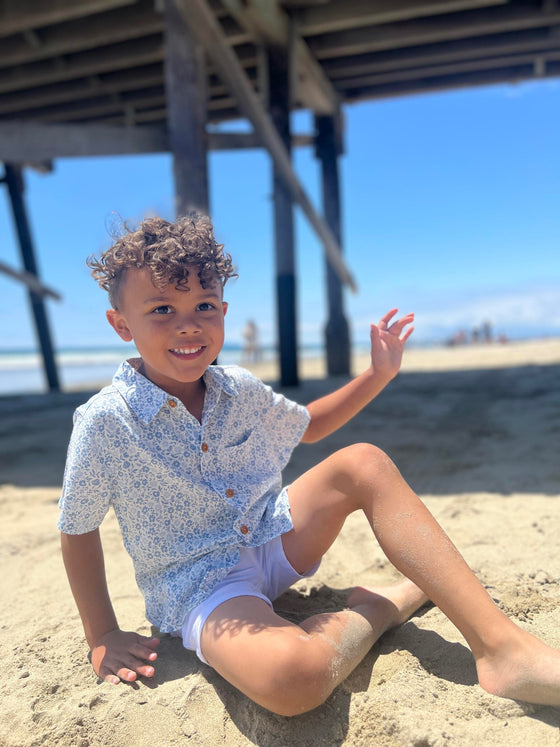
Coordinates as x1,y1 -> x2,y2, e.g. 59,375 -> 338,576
301,309 -> 414,443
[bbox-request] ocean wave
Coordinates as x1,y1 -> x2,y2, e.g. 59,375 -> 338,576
0,350 -> 134,372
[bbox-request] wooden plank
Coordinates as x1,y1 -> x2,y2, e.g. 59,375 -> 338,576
0,34 -> 256,98
0,0 -> 250,70
0,260 -> 61,300
0,0 -> 135,38
343,63 -> 550,103
222,0 -> 284,45
308,5 -> 560,60
209,131 -> 314,149
293,35 -> 341,113
88,105 -> 241,125
0,36 -> 164,95
22,89 -> 165,123
173,0 -> 356,291
222,0 -> 340,113
0,62 -> 256,117
0,121 -> 169,160
0,65 -> 164,116
322,27 -> 560,79
333,49 -> 560,89
0,120 -> 311,159
295,0 -> 508,36
0,0 -> 161,69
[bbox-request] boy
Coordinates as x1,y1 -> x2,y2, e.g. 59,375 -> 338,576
59,215 -> 560,716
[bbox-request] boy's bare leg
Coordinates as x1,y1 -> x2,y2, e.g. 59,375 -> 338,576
200,579 -> 426,716
283,444 -> 560,706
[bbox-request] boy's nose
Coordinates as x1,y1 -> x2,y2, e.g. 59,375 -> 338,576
176,314 -> 201,333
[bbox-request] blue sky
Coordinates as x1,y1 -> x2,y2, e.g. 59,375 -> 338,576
2,77 -> 559,351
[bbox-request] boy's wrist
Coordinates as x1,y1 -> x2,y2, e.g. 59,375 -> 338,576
366,364 -> 394,389
86,622 -> 120,650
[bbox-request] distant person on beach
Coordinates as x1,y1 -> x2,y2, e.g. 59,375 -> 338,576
241,319 -> 260,364
59,214 -> 560,715
446,329 -> 467,347
482,320 -> 493,343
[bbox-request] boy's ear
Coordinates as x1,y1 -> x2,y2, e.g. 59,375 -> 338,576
106,309 -> 133,342
222,301 -> 228,316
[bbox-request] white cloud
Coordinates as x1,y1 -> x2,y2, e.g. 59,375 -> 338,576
414,284 -> 560,341
349,282 -> 560,344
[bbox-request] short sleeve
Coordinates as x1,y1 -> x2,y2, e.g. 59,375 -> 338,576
57,407 -> 115,534
227,367 -> 310,472
257,384 -> 310,470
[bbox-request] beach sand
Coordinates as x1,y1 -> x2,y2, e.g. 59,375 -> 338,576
1,339 -> 559,746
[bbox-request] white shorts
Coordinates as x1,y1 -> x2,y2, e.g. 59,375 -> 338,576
176,535 -> 320,665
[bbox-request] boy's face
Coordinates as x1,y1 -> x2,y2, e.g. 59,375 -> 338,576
106,267 -> 227,395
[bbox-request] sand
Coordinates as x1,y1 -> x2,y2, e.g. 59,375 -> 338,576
1,339 -> 559,746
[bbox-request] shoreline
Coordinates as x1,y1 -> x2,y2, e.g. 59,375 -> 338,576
57,336 -> 560,395
244,337 -> 560,384
0,337 -> 558,398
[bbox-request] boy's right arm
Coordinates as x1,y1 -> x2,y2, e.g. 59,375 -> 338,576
61,529 -> 159,684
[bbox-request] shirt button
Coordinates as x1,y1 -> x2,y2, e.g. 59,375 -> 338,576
201,442 -> 209,452
240,525 -> 249,535
226,488 -> 235,498
168,399 -> 177,408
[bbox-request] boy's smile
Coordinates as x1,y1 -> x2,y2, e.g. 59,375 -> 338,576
106,267 -> 227,403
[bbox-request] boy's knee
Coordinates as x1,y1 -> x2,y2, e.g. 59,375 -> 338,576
338,443 -> 397,491
255,640 -> 333,716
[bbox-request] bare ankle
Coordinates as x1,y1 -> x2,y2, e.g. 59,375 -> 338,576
348,579 -> 428,629
475,627 -> 560,706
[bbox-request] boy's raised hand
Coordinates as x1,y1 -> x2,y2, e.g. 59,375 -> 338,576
91,629 -> 160,685
369,309 -> 414,382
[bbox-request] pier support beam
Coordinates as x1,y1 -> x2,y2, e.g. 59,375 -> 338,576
163,0 -> 209,215
2,164 -> 60,391
315,114 -> 350,376
269,46 -> 298,387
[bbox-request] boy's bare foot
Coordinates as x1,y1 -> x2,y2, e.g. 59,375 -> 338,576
476,627 -> 560,706
350,583 -> 560,706
347,578 -> 429,632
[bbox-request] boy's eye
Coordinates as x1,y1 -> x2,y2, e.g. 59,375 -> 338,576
152,305 -> 172,315
197,302 -> 215,311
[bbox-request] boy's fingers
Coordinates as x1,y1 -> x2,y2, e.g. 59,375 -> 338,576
98,648 -> 156,683
115,663 -> 154,680
117,667 -> 138,682
102,661 -> 155,683
104,673 -> 122,685
135,663 -> 156,678
391,318 -> 414,336
391,313 -> 414,328
401,327 -> 414,343
379,308 -> 398,327
370,325 -> 381,344
130,642 -> 158,661
138,635 -> 160,649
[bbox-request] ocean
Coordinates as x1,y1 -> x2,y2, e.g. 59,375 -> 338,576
0,343 -> 322,396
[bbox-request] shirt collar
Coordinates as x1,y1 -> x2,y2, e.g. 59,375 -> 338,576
203,363 -> 239,398
112,358 -> 238,423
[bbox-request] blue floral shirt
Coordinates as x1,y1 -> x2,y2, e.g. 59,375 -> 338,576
58,359 -> 310,632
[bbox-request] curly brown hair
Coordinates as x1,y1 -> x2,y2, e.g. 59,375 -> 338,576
87,214 -> 237,308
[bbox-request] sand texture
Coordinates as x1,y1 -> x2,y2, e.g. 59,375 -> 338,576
1,339 -> 559,746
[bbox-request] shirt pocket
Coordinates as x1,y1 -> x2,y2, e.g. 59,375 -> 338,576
214,428 -> 279,493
